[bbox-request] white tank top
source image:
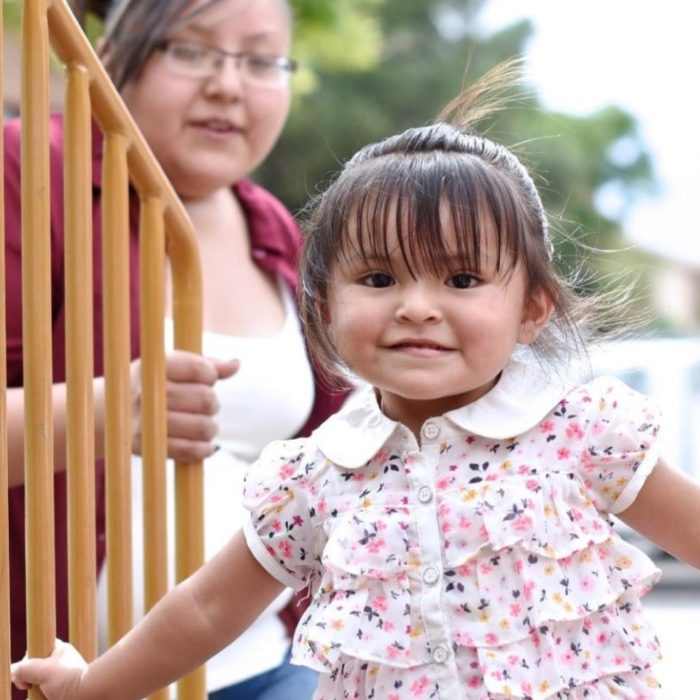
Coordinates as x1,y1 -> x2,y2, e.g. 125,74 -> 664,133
96,281 -> 315,692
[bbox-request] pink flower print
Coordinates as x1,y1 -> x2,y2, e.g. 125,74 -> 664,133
441,520 -> 452,535
565,422 -> 584,440
580,577 -> 594,592
467,676 -> 481,689
278,540 -> 293,558
525,478 -> 540,491
557,448 -> 571,460
436,476 -> 452,491
518,464 -> 530,475
510,602 -> 522,617
271,519 -> 283,533
540,421 -> 555,433
590,420 -> 605,436
523,581 -> 535,601
514,559 -> 524,574
597,632 -> 608,644
383,619 -> 395,633
458,515 -> 473,530
317,498 -> 327,514
410,676 -> 432,696
370,595 -> 389,613
507,654 -> 519,666
512,515 -> 533,533
479,562 -> 494,575
466,436 -> 476,444
279,463 -> 295,479
292,515 -> 304,527
561,650 -> 575,665
366,538 -> 386,554
485,632 -> 499,645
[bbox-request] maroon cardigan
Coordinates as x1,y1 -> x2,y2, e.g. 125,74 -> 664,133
4,115 -> 346,690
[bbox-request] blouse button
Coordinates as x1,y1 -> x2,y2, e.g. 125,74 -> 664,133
417,486 -> 433,504
422,421 -> 440,440
423,566 -> 440,585
432,646 -> 449,664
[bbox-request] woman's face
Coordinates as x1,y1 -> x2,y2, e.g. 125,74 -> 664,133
121,0 -> 292,199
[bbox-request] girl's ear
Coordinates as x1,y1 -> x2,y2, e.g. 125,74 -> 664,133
518,286 -> 554,345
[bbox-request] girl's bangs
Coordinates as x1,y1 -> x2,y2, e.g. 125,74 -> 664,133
333,155 -> 522,277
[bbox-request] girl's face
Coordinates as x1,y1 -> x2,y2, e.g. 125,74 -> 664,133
121,0 -> 292,199
326,214 -> 553,431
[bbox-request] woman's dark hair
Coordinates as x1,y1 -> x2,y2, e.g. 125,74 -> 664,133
94,0 -> 227,90
299,61 -> 591,382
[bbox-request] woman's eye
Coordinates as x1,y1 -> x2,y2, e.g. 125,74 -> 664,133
362,272 -> 394,288
447,272 -> 476,289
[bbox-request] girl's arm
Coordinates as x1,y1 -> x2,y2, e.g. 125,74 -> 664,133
11,530 -> 284,700
617,457 -> 700,568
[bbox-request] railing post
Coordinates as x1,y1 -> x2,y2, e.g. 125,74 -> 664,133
64,60 -> 97,661
21,2 -> 56,699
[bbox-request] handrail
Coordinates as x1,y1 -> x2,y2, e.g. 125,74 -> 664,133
2,1 -> 206,698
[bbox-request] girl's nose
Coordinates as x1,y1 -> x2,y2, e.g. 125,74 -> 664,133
395,286 -> 442,324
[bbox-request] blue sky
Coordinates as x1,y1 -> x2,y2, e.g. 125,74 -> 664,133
475,0 -> 700,267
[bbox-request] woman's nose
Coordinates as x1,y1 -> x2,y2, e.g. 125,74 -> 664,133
203,58 -> 244,99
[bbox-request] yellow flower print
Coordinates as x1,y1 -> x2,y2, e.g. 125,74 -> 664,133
543,504 -> 553,517
361,497 -> 372,509
616,555 -> 633,569
544,564 -> 555,576
499,619 -> 510,631
645,676 -> 661,688
616,476 -> 628,487
500,460 -> 511,471
479,611 -> 490,623
539,680 -> 550,693
461,488 -> 478,502
552,592 -> 563,604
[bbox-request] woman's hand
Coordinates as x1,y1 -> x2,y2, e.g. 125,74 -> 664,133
11,639 -> 88,700
131,350 -> 239,462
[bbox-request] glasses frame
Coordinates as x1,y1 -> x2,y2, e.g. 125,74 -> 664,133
157,39 -> 298,88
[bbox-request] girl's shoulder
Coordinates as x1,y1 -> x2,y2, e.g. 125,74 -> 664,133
565,374 -> 660,422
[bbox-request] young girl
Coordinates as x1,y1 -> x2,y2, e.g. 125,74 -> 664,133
11,67 -> 700,700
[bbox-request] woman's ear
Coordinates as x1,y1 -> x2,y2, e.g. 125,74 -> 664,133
518,286 -> 555,345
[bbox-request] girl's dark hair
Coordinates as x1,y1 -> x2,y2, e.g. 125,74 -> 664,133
96,0 -> 226,90
299,60 -> 591,382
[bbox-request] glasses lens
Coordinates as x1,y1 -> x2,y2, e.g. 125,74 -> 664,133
166,42 -> 214,76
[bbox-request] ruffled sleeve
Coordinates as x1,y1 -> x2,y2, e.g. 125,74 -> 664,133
578,376 -> 662,514
242,438 -> 320,590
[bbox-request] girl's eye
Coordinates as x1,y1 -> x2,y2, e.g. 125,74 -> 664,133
447,272 -> 477,289
362,272 -> 394,288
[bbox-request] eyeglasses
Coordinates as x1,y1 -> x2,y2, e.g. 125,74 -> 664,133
158,40 -> 297,88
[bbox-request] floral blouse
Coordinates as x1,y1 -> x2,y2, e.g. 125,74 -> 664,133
242,360 -> 664,699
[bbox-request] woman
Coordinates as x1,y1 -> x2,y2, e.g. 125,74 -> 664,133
5,1 -> 345,698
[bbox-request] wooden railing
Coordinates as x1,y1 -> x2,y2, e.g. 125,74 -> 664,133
1,1 -> 206,698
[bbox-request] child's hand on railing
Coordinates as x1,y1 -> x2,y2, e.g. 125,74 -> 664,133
130,351 -> 239,462
11,639 -> 88,700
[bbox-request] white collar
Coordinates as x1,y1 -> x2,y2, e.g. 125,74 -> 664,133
313,358 -> 573,469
